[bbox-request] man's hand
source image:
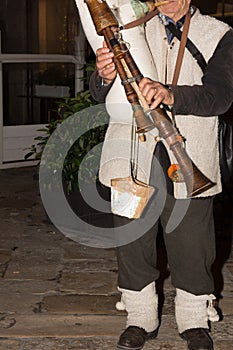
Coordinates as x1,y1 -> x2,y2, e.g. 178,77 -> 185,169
139,78 -> 174,109
96,42 -> 117,85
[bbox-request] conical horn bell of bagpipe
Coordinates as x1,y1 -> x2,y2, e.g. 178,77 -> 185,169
149,108 -> 216,197
168,142 -> 216,197
84,0 -> 119,35
182,161 -> 216,197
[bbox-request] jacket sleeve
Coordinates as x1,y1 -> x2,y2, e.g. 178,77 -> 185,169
89,70 -> 115,103
172,29 -> 233,116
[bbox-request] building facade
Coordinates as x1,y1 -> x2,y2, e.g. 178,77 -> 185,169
0,0 -> 88,167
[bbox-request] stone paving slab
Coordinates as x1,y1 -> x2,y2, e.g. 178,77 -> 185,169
60,271 -> 118,295
1,317 -> 233,347
0,279 -> 57,295
1,310 -> 232,341
0,292 -> 43,315
62,259 -> 118,273
62,242 -> 116,260
18,229 -> 67,250
40,294 -> 122,315
4,249 -> 62,280
0,315 -> 125,337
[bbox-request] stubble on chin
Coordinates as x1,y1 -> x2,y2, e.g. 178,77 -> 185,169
158,0 -> 191,21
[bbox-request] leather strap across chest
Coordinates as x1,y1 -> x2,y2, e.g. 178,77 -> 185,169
120,7 -> 207,73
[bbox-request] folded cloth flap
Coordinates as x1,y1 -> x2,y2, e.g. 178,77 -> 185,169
111,176 -> 155,219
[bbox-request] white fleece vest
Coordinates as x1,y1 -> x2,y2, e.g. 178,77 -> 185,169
76,0 -> 230,198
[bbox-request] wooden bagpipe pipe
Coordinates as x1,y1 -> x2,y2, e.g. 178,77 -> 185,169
83,0 -> 215,197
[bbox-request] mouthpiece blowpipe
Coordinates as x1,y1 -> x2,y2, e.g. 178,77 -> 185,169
154,1 -> 170,7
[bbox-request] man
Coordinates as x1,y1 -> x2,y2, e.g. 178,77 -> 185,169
81,0 -> 233,349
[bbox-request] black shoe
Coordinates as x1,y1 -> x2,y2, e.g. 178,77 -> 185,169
180,328 -> 214,350
117,325 -> 158,350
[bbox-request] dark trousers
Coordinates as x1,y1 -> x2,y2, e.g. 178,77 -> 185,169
115,195 -> 215,295
115,144 -> 216,296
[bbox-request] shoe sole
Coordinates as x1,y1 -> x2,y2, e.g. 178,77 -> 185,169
117,344 -> 144,350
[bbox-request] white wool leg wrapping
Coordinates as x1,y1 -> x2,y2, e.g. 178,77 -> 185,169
175,288 -> 219,334
116,282 -> 159,333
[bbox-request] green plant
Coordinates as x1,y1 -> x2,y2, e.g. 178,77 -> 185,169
25,90 -> 108,193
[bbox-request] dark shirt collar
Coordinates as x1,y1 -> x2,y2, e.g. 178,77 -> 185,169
158,5 -> 195,26
158,6 -> 195,43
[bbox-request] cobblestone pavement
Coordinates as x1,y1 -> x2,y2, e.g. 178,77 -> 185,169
0,167 -> 233,350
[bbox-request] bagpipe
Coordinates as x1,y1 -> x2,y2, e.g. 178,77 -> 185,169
79,0 -> 215,197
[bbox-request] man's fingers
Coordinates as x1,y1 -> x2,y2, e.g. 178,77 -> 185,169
150,93 -> 165,110
97,57 -> 114,70
139,80 -> 156,103
96,46 -> 115,77
99,62 -> 115,75
150,88 -> 174,109
138,78 -> 152,90
139,79 -> 174,107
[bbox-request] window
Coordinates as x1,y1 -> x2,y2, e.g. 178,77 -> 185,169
0,0 -> 84,126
